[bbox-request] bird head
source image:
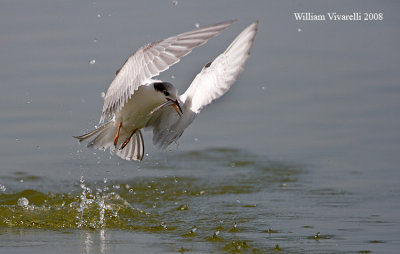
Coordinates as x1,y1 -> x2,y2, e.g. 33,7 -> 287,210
152,82 -> 183,116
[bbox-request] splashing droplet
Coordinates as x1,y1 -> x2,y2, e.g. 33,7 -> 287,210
172,0 -> 178,6
18,197 -> 29,207
89,59 -> 96,65
195,23 -> 200,28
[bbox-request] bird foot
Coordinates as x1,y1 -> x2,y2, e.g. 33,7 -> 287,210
120,129 -> 137,150
114,122 -> 122,147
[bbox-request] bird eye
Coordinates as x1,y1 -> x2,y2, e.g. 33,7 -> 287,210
163,91 -> 170,96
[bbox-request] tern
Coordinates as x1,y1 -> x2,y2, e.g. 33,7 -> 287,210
74,20 -> 258,161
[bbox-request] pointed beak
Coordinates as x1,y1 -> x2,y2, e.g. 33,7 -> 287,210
172,99 -> 184,117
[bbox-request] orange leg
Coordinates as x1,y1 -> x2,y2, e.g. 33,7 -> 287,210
120,129 -> 137,150
114,122 -> 122,147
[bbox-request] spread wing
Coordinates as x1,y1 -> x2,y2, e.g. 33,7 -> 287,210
147,21 -> 258,149
100,20 -> 236,123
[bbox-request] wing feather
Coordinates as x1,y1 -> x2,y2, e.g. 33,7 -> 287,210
148,21 -> 258,148
100,20 -> 236,123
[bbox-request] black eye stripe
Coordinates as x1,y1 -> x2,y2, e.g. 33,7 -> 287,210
154,82 -> 174,97
154,82 -> 166,92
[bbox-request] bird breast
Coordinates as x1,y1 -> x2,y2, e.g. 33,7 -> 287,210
115,85 -> 163,130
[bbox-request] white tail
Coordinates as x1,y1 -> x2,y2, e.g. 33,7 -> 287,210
74,122 -> 144,161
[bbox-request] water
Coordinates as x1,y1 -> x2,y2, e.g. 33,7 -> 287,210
1,0 -> 399,253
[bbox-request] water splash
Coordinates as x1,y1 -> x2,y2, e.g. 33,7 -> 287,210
76,176 -> 121,228
17,197 -> 29,207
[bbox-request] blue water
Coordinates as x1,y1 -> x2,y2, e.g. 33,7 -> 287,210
1,0 -> 399,253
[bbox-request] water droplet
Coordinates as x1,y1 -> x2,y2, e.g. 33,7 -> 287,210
170,75 -> 175,79
195,23 -> 200,28
15,138 -> 21,143
194,138 -> 199,142
18,197 -> 29,207
101,92 -> 105,98
93,38 -> 98,43
97,14 -> 102,18
298,28 -> 302,32
103,177 -> 108,184
0,184 -> 6,192
261,86 -> 265,90
172,0 -> 178,6
89,59 -> 96,65
20,179 -> 24,183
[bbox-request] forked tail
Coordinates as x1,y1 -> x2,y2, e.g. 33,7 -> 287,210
73,122 -> 144,161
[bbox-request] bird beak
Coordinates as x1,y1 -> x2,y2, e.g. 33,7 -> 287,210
149,99 -> 184,117
171,99 -> 183,117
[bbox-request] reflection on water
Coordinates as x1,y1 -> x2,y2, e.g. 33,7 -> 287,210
81,229 -> 106,254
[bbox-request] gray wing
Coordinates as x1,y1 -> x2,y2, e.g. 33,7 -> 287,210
100,20 -> 236,123
147,21 -> 258,149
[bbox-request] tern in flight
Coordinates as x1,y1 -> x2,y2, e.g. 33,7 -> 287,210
74,20 -> 258,161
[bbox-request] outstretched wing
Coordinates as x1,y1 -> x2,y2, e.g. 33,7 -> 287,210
100,20 -> 236,123
148,21 -> 258,149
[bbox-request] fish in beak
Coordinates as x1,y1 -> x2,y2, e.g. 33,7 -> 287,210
149,99 -> 183,117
